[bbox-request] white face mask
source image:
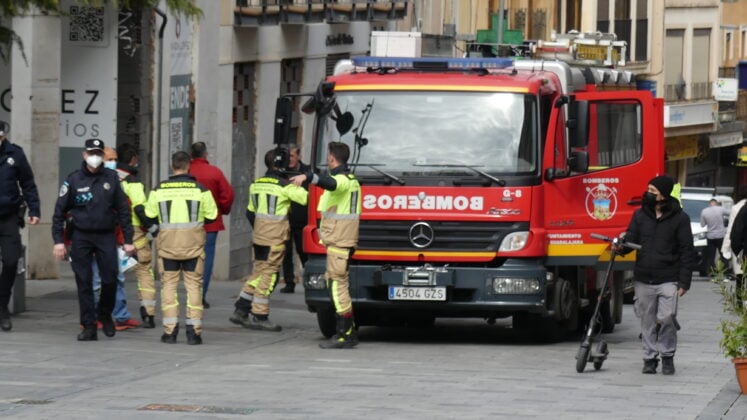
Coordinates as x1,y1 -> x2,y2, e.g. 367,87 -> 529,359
104,161 -> 117,170
85,155 -> 103,168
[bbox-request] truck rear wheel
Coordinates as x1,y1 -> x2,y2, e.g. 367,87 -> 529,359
316,307 -> 336,338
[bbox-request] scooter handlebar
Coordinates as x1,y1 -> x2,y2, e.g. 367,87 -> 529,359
590,233 -> 642,250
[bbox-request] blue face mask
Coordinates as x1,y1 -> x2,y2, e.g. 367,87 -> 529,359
104,161 -> 117,170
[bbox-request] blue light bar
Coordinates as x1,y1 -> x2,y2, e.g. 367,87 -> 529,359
351,56 -> 514,70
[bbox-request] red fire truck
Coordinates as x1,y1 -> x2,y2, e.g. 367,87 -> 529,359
275,52 -> 664,341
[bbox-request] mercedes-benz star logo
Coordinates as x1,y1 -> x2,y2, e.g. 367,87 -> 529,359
409,222 -> 434,248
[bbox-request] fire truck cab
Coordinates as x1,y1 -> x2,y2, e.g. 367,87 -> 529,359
276,52 -> 663,341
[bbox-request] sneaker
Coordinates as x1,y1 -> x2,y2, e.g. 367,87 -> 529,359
115,318 -> 141,331
77,327 -> 98,341
642,358 -> 658,374
99,316 -> 116,337
247,315 -> 282,332
0,307 -> 11,332
280,283 -> 295,294
229,310 -> 250,327
662,356 -> 675,375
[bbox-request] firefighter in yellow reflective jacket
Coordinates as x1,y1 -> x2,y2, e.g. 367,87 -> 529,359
145,151 -> 218,345
291,142 -> 361,349
230,149 -> 308,332
116,143 -> 158,328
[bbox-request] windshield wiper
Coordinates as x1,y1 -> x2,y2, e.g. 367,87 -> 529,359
413,163 -> 506,186
348,163 -> 405,185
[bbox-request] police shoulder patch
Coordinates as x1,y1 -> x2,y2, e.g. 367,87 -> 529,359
103,182 -> 111,190
58,182 -> 69,197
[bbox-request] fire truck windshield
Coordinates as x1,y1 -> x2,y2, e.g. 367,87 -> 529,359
315,91 -> 538,180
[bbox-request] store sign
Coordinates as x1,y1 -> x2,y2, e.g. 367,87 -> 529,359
665,135 -> 698,161
709,131 -> 743,148
166,11 -> 193,154
714,78 -> 738,101
664,102 -> 717,128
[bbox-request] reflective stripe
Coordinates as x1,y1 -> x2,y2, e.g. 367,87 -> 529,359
160,221 -> 204,229
268,195 -> 277,215
322,212 -> 359,220
251,193 -> 258,210
239,291 -> 254,301
255,213 -> 287,221
138,286 -> 157,293
140,299 -> 157,306
185,319 -> 202,326
162,303 -> 178,310
187,302 -> 204,310
189,199 -> 199,222
271,244 -> 285,251
159,201 -> 169,224
327,246 -> 349,256
162,317 -> 178,324
350,191 -> 359,214
253,296 -> 270,305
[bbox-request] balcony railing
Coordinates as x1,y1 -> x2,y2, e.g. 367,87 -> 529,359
234,0 -> 408,26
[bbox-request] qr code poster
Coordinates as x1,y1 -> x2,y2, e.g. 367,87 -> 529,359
62,1 -> 112,47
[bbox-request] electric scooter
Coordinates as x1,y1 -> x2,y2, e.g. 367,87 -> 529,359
575,233 -> 641,373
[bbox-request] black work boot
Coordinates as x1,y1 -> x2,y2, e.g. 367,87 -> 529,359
280,282 -> 295,294
161,324 -> 179,344
77,326 -> 98,341
642,358 -> 658,374
186,325 -> 202,345
229,309 -> 251,327
98,315 -> 115,337
140,306 -> 155,329
661,356 -> 675,375
0,306 -> 11,332
320,315 -> 358,349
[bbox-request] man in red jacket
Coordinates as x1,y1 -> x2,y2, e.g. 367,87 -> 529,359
189,142 -> 235,308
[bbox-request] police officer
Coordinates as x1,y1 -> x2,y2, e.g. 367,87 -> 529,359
0,124 -> 40,331
229,149 -> 307,332
52,139 -> 134,341
145,151 -> 217,345
116,143 -> 158,328
291,142 -> 361,349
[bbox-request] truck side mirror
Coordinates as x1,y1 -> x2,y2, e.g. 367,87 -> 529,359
273,97 -> 292,146
566,99 -> 589,149
568,150 -> 589,173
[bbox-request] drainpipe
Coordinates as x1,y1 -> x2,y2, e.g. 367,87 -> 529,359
153,7 -> 167,189
497,0 -> 505,46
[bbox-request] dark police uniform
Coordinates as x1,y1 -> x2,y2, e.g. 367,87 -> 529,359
0,138 -> 40,327
52,140 -> 133,337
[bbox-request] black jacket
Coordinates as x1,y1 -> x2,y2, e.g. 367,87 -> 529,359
287,161 -> 310,228
52,162 -> 133,245
0,140 -> 40,218
623,197 -> 698,290
730,205 -> 747,257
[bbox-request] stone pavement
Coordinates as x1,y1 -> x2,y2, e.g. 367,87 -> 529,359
0,267 -> 746,419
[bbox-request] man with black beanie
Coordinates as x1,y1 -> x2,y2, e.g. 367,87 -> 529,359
618,175 -> 697,375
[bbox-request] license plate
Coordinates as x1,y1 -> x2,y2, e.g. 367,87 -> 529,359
388,286 -> 446,301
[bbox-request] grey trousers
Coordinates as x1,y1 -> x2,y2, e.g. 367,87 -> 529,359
634,281 -> 679,360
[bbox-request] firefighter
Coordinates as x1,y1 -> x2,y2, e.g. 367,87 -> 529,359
230,149 -> 308,332
115,143 -> 158,328
144,151 -> 217,345
52,138 -> 134,341
291,142 -> 361,349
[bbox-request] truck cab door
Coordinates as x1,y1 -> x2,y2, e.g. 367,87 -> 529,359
543,90 -> 663,265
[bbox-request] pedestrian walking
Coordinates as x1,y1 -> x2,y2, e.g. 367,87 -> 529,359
145,151 -> 217,345
291,142 -> 361,349
89,146 -> 141,330
617,175 -> 697,374
722,187 -> 747,299
0,124 -> 40,331
189,142 -> 234,308
229,149 -> 308,332
700,198 -> 730,276
52,138 -> 135,341
280,144 -> 310,294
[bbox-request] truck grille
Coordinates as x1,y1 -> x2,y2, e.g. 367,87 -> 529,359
358,221 -> 529,252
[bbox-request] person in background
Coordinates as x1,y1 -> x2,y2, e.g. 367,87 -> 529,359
52,138 -> 135,341
116,143 -> 158,328
0,125 -> 40,331
723,187 -> 747,303
280,144 -> 310,294
189,142 -> 234,308
617,175 -> 697,375
229,149 -> 307,331
90,147 -> 141,330
700,198 -> 730,276
145,151 -> 218,345
291,142 -> 361,349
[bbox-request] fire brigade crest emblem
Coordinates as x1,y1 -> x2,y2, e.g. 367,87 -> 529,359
584,183 -> 617,221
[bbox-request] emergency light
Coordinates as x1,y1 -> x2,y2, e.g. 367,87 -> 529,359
350,56 -> 514,71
